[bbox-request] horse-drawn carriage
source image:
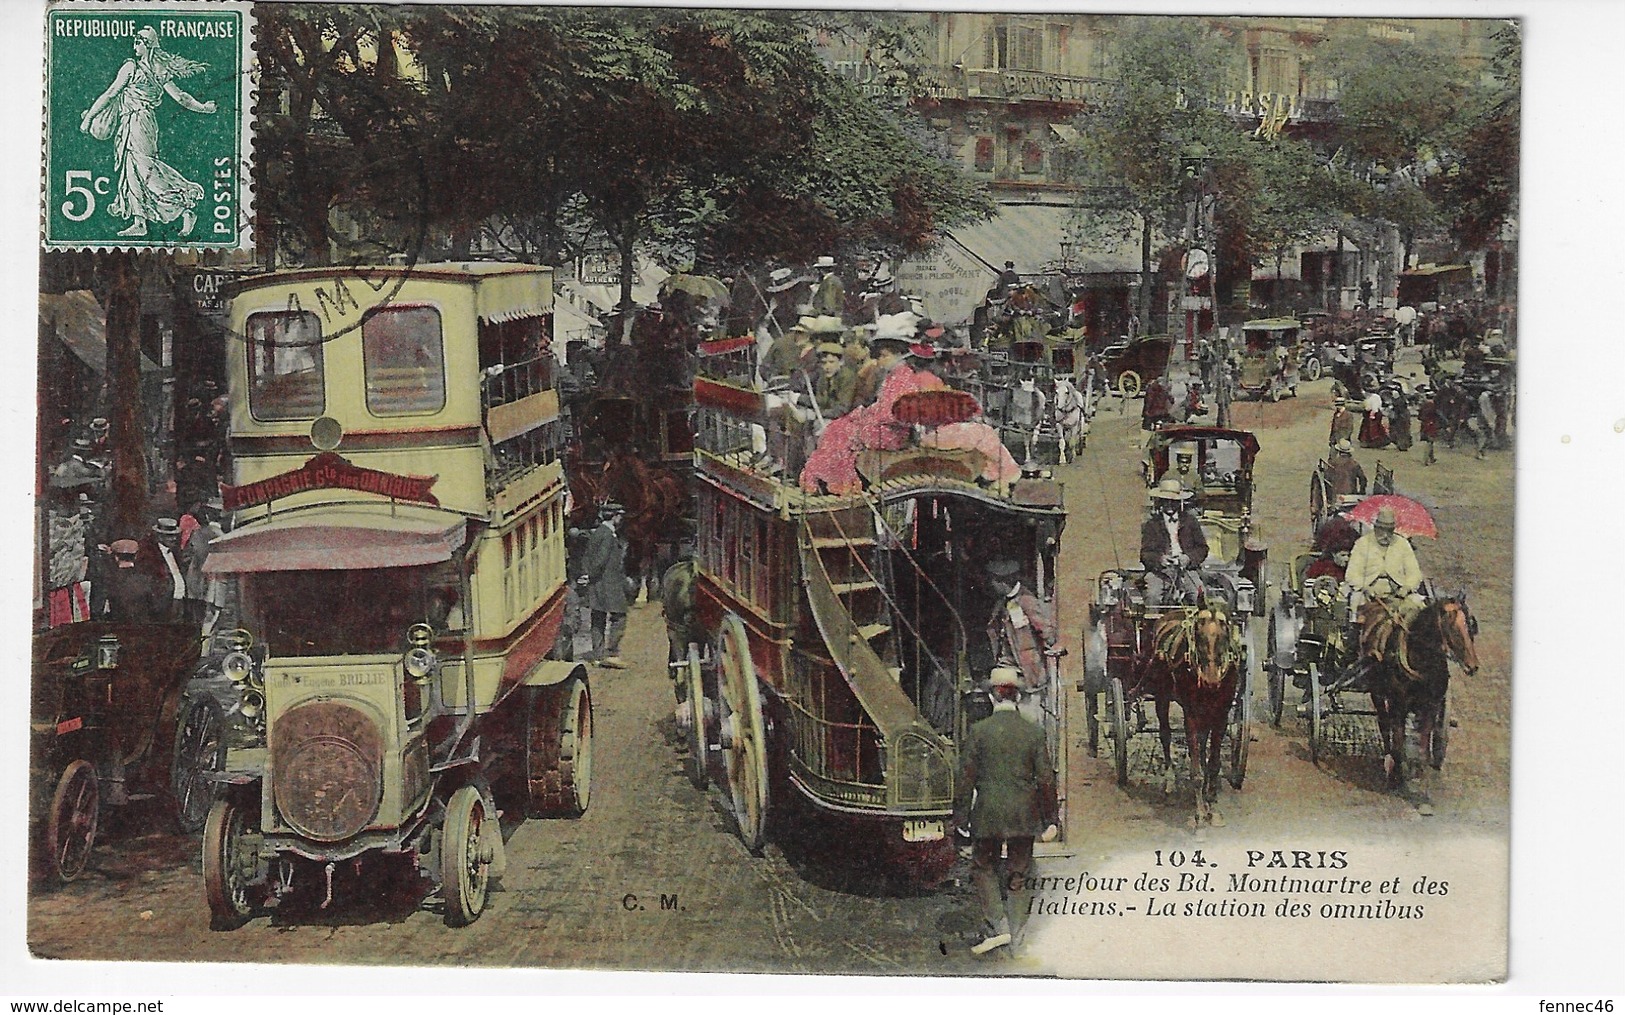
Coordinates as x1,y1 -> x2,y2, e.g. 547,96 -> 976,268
983,335 -> 1094,466
678,342 -> 1069,882
1268,498 -> 1479,789
1142,426 -> 1268,585
30,622 -> 208,881
1235,318 -> 1301,401
1084,426 -> 1267,825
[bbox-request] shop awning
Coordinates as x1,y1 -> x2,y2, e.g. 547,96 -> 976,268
204,513 -> 466,574
950,203 -> 1141,276
1400,264 -> 1472,278
39,291 -> 160,374
897,203 -> 1142,326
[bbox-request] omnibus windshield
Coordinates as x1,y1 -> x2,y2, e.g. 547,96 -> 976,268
239,564 -> 463,657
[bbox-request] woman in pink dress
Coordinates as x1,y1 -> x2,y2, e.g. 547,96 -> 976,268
800,336 -> 943,495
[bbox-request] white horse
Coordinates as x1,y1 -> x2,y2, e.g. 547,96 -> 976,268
1052,377 -> 1092,462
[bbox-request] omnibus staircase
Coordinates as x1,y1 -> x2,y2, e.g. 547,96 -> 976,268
798,503 -> 964,812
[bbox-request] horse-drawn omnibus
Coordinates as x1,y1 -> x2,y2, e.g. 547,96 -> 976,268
676,338 -> 1070,883
183,262 -> 591,928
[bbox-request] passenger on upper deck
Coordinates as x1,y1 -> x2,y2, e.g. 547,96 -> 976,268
798,320 -> 943,496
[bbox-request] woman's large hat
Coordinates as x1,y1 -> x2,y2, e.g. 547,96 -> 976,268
871,311 -> 918,343
798,314 -> 845,335
1151,478 -> 1191,501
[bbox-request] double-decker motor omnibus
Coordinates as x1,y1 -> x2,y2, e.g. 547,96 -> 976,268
182,262 -> 590,928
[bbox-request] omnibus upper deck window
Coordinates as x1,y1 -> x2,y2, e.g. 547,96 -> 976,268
364,306 -> 446,415
247,311 -> 325,420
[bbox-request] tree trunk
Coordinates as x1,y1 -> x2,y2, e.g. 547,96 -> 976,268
1138,213 -> 1153,332
103,252 -> 149,537
617,219 -> 637,343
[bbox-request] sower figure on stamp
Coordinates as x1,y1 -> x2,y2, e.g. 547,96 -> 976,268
954,667 -> 1059,956
79,26 -> 217,238
577,502 -> 631,669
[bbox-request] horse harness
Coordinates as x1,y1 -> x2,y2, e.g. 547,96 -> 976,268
1152,607 -> 1242,687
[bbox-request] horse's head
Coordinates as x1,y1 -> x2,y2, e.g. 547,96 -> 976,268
1439,591 -> 1480,675
1190,607 -> 1239,687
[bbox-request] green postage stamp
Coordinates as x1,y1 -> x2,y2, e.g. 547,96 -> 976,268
42,1 -> 253,250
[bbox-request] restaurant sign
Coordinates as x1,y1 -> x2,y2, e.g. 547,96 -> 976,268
222,452 -> 440,510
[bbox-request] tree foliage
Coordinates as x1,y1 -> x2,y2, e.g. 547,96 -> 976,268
253,5 -> 989,277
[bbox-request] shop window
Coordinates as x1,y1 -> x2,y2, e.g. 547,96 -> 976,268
974,137 -> 995,172
1022,141 -> 1045,175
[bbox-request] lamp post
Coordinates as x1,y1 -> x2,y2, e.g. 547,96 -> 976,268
1180,142 -> 1227,424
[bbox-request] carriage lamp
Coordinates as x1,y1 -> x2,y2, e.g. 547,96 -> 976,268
1235,584 -> 1256,615
404,623 -> 439,679
222,651 -> 254,683
95,634 -> 122,669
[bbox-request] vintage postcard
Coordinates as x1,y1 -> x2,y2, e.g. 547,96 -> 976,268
22,0 -> 1532,988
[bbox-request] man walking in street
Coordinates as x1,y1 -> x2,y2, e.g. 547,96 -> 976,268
955,667 -> 1058,956
577,502 -> 631,669
1324,439 -> 1367,499
1328,395 -> 1354,450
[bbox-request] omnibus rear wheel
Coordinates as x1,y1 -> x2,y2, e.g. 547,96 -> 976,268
525,676 -> 593,818
717,614 -> 770,853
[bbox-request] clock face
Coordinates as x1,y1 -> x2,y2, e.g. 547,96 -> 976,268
1186,249 -> 1211,279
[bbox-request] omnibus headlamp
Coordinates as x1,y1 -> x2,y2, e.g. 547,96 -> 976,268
222,651 -> 254,683
404,647 -> 438,679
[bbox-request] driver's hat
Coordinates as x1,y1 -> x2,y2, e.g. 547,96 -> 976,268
1151,478 -> 1191,502
1373,506 -> 1398,531
1173,442 -> 1196,460
988,667 -> 1021,688
1335,438 -> 1353,454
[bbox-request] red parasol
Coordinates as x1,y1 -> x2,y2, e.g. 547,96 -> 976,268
1346,494 -> 1438,539
893,389 -> 981,428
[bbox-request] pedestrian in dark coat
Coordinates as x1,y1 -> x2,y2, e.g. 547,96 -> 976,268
954,667 -> 1058,955
1142,375 -> 1174,431
1323,440 -> 1367,499
577,503 -> 631,668
1328,396 -> 1354,449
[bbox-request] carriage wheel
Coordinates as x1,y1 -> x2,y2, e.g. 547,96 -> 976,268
717,614 -> 770,853
525,676 -> 593,818
45,759 -> 99,883
440,784 -> 491,927
1082,620 -> 1109,758
1228,621 -> 1258,789
1429,696 -> 1449,769
1117,370 -> 1142,399
1307,663 -> 1327,765
202,794 -> 258,931
1108,677 -> 1130,788
684,643 -> 710,790
1305,357 -> 1323,382
171,696 -> 226,834
1266,614 -> 1286,727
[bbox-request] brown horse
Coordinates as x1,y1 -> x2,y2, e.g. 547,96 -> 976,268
1360,595 -> 1478,789
1138,606 -> 1244,827
595,447 -> 690,599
